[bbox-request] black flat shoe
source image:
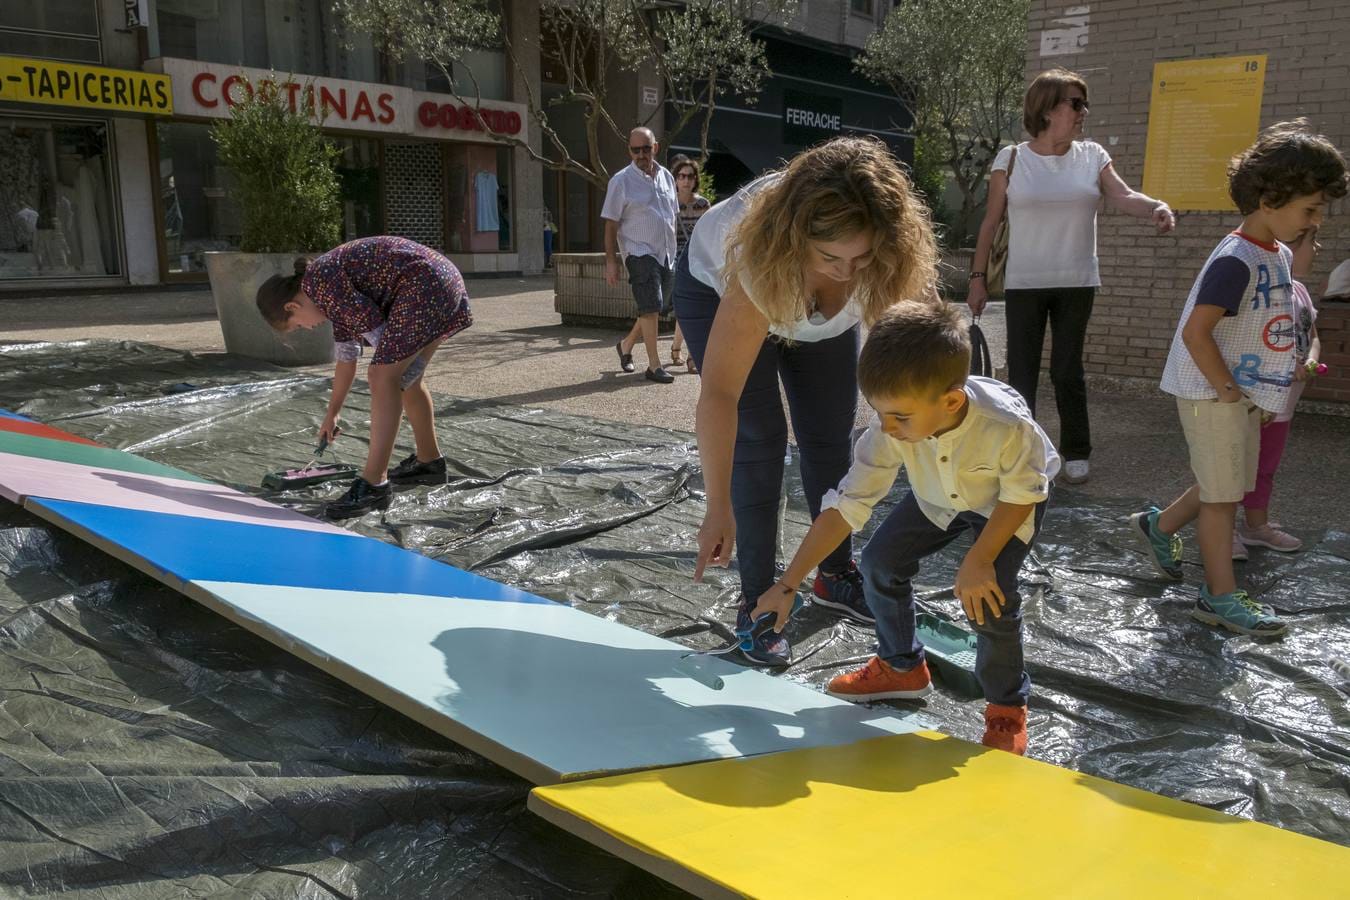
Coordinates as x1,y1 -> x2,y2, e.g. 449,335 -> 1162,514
615,339 -> 635,373
325,476 -> 393,520
389,452 -> 448,485
644,366 -> 675,384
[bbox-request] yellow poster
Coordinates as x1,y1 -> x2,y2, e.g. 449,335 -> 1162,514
0,55 -> 172,116
1142,55 -> 1265,211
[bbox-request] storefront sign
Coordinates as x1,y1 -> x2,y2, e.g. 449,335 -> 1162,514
1142,54 -> 1266,210
151,58 -> 527,145
124,0 -> 149,28
0,55 -> 172,115
782,88 -> 842,145
414,99 -> 522,136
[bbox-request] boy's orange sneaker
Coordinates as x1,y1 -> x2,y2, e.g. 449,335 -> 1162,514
983,703 -> 1027,755
826,656 -> 932,702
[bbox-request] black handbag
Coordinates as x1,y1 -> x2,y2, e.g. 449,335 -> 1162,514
969,319 -> 993,378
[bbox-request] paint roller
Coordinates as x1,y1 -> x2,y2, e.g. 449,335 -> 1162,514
261,428 -> 358,490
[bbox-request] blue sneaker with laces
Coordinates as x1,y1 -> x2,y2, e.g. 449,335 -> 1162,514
1128,506 -> 1184,581
733,594 -> 792,667
1193,587 -> 1287,637
811,560 -> 875,625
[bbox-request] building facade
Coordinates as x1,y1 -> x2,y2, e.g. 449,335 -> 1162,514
0,0 -> 544,291
0,0 -> 901,291
541,0 -> 906,256
1028,0 -> 1350,404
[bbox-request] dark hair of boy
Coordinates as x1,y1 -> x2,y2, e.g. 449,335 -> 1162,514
1228,118 -> 1349,215
858,299 -> 970,400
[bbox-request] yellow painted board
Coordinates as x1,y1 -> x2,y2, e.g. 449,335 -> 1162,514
531,731 -> 1350,900
1141,54 -> 1265,211
0,55 -> 172,116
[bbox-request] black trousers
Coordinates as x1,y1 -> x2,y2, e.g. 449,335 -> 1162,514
1004,286 -> 1095,461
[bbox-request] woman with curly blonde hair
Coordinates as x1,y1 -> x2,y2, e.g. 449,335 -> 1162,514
673,135 -> 938,665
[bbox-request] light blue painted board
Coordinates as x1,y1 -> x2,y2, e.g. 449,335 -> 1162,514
189,580 -> 927,784
25,498 -> 546,605
0,409 -> 31,421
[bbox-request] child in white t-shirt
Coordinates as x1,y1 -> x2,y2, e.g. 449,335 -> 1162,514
1131,121 -> 1347,638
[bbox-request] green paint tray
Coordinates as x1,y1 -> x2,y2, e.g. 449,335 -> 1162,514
916,612 -> 981,699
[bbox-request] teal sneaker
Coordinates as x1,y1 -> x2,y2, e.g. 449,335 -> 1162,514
1192,588 -> 1287,637
1129,506 -> 1183,581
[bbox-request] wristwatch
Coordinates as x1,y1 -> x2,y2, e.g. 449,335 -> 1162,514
969,271 -> 986,280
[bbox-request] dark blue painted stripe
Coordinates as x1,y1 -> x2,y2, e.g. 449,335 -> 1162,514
29,498 -> 550,605
0,409 -> 32,421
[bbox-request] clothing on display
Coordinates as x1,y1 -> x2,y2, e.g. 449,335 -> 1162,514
0,120 -> 115,279
474,170 -> 500,232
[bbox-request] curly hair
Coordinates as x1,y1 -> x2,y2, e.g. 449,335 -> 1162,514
722,136 -> 938,331
1229,119 -> 1349,215
858,299 -> 970,400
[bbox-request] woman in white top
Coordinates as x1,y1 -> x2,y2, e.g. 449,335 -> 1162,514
672,136 -> 938,666
967,68 -> 1176,485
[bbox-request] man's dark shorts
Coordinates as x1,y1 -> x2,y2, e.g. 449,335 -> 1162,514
625,254 -> 674,316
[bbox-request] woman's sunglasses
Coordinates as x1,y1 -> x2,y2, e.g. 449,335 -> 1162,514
1063,97 -> 1090,112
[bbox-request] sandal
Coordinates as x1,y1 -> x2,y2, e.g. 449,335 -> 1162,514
670,347 -> 683,367
686,357 -> 698,375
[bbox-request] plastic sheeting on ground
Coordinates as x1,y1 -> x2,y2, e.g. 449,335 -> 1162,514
0,340 -> 1346,897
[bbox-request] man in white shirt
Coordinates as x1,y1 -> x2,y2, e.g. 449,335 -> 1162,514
750,301 -> 1060,755
602,127 -> 679,384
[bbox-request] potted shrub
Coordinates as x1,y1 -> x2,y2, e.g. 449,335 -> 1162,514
205,77 -> 343,365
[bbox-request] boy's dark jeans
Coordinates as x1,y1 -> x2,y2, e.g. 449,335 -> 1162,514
860,491 -> 1049,707
671,252 -> 857,600
1004,286 -> 1095,461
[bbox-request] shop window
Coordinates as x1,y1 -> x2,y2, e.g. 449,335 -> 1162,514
2,1 -> 99,36
850,0 -> 875,17
155,121 -> 240,274
333,137 -> 381,241
156,0 -> 323,75
0,32 -> 101,64
445,143 -> 513,254
0,0 -> 100,62
0,116 -> 120,281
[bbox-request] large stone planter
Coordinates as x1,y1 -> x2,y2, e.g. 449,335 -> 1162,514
553,252 -> 675,329
204,251 -> 334,366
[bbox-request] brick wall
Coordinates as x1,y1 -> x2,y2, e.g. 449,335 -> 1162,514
1027,0 -> 1350,403
383,142 -> 445,251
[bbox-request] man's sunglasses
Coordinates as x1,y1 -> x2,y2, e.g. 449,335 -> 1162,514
1063,97 -> 1090,112
629,144 -> 653,154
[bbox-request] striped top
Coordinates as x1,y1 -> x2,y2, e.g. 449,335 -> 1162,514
599,162 -> 679,265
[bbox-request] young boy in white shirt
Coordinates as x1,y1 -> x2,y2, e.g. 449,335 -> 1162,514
1132,121 -> 1347,637
751,300 -> 1060,754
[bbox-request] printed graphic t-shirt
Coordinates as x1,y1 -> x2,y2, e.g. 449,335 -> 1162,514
1160,231 -> 1296,414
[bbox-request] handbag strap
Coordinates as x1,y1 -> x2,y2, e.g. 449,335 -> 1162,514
969,321 -> 993,378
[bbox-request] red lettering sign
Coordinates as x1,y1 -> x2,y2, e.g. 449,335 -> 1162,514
191,72 -> 217,108
417,99 -> 522,135
377,92 -> 396,124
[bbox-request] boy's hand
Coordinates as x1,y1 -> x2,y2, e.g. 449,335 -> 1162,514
751,582 -> 798,634
955,552 -> 1004,626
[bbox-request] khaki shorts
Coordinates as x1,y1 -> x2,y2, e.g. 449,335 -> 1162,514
1177,397 -> 1260,503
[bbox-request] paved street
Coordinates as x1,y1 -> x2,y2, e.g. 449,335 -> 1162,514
3,279 -> 1347,534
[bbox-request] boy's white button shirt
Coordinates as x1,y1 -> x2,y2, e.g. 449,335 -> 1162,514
822,376 -> 1061,546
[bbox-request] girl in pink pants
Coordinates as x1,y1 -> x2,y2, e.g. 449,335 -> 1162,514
1234,231 -> 1323,559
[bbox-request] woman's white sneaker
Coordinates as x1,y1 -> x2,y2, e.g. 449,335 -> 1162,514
1062,459 -> 1090,484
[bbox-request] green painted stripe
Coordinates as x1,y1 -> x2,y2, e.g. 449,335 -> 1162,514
0,430 -> 209,483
